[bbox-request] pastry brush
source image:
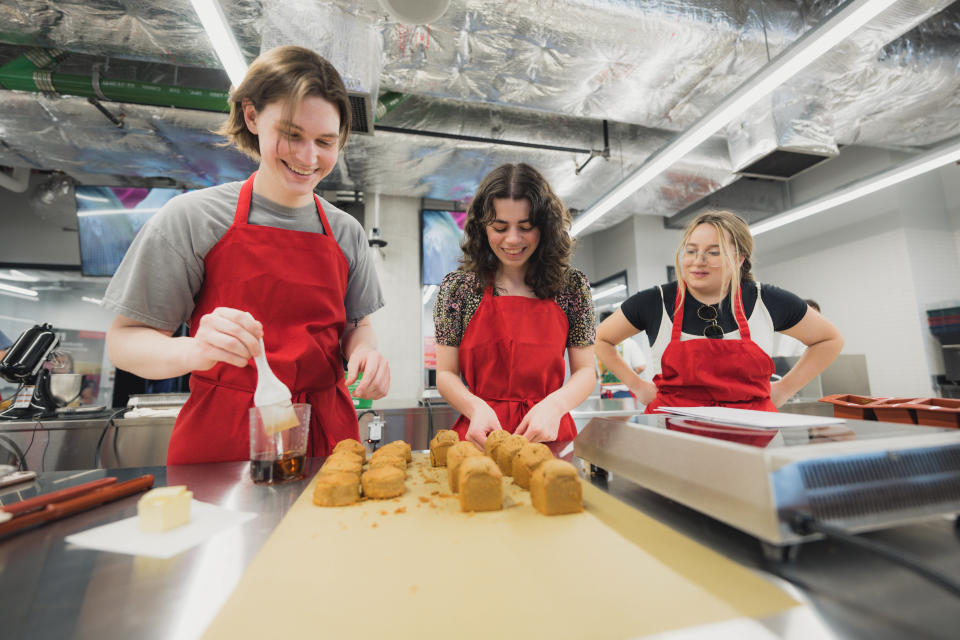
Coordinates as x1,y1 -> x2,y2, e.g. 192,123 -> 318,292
253,337 -> 299,435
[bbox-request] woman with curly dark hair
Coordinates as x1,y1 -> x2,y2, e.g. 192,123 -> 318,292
433,163 -> 596,448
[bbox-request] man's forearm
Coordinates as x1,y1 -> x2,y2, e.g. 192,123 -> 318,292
341,321 -> 377,362
107,324 -> 190,380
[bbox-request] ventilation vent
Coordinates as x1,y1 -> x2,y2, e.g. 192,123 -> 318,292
798,445 -> 960,489
808,476 -> 960,521
795,445 -> 960,522
736,149 -> 833,181
349,92 -> 373,135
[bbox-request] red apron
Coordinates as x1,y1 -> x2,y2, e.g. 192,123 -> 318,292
168,173 -> 358,464
452,287 -> 576,443
645,285 -> 776,415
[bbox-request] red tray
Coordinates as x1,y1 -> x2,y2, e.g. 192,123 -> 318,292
867,397 -> 919,425
818,394 -> 879,420
900,397 -> 960,428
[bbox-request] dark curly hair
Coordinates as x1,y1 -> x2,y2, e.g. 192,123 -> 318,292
460,163 -> 573,299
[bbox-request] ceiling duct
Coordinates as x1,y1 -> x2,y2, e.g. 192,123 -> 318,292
0,165 -> 30,193
726,90 -> 839,181
261,0 -> 382,135
665,177 -> 789,229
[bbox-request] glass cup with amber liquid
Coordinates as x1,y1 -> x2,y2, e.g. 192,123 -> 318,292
249,403 -> 310,484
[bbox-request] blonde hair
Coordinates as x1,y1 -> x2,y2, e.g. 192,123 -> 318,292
674,210 -> 754,310
216,45 -> 351,160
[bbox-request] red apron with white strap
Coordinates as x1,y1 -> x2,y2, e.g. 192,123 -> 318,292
452,287 -> 576,443
645,285 -> 776,415
168,173 -> 358,464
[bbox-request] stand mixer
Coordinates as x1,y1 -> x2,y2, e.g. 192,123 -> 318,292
0,324 -> 85,420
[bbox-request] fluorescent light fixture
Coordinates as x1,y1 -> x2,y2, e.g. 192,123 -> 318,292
81,296 -> 103,305
0,282 -> 38,298
0,269 -> 38,282
751,137 -> 960,236
75,193 -> 111,203
422,284 -> 438,305
190,0 -> 248,87
570,0 -> 899,237
76,208 -> 159,217
591,283 -> 627,301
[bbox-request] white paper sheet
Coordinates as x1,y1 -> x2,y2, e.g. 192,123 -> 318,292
653,406 -> 845,429
65,500 -> 256,559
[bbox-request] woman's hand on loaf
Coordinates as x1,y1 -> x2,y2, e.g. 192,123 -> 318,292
515,398 -> 562,443
466,402 -> 501,449
184,308 -> 263,371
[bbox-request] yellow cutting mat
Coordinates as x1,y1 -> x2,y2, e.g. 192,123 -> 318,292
203,453 -> 797,639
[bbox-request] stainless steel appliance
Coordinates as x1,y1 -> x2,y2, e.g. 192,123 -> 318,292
575,415 -> 960,552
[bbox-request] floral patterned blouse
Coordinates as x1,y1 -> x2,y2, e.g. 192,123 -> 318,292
433,269 -> 596,348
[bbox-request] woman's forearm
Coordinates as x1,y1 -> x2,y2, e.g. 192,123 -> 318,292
778,336 -> 844,398
595,339 -> 643,388
541,365 -> 596,414
436,370 -> 488,420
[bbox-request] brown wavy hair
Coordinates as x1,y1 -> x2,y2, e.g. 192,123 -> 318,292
216,45 -> 351,160
460,163 -> 573,299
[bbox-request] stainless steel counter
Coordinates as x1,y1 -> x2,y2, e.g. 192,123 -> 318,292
0,399 -> 643,472
0,405 -> 463,472
0,398 -> 852,472
596,470 -> 960,639
2,449 -> 958,639
0,462 -> 321,640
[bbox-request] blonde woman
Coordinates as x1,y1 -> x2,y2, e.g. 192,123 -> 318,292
596,211 -> 842,413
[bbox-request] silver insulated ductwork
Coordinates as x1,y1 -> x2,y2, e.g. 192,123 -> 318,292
260,0 -> 383,135
0,0 -> 957,231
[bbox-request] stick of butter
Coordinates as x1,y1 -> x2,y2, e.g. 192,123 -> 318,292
138,485 -> 193,533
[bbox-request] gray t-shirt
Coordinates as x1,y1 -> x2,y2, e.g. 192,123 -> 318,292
103,182 -> 384,332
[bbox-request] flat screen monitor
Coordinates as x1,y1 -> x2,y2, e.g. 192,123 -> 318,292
76,186 -> 185,277
421,209 -> 466,286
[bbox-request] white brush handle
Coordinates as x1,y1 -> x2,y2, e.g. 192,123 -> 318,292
253,337 -> 292,407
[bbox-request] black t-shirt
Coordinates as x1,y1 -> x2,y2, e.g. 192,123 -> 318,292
620,281 -> 808,345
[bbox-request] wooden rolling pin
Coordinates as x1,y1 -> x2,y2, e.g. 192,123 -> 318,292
0,474 -> 154,537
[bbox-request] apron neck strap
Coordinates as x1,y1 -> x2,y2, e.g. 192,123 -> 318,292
732,284 -> 751,340
312,193 -> 332,236
670,283 -> 686,340
234,172 -> 257,225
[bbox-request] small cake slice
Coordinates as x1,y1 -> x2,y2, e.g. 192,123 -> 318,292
320,454 -> 363,477
458,456 -> 502,512
325,450 -> 363,466
372,440 -> 411,464
483,429 -> 510,460
138,485 -> 192,532
530,459 -> 583,515
313,472 -> 360,506
447,440 -> 482,492
368,454 -> 407,473
361,466 -> 406,499
496,433 -> 528,476
333,438 -> 367,462
429,429 -> 459,467
512,442 -> 554,490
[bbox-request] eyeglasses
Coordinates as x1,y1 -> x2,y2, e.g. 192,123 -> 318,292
682,248 -> 722,265
697,304 -> 724,339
